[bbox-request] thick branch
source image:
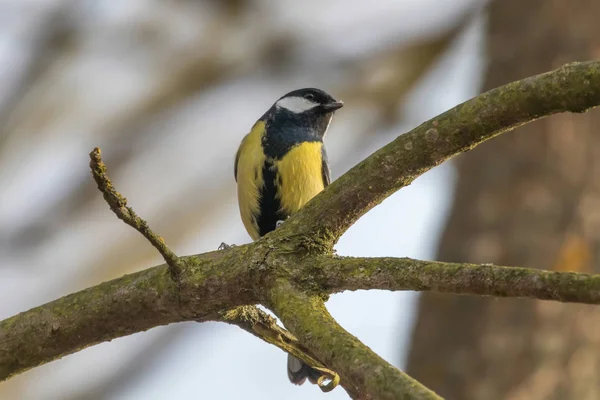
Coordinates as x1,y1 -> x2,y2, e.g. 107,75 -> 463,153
0,249 -> 257,381
279,61 -> 600,246
3,248 -> 600,385
266,279 -> 442,400
308,256 -> 600,304
0,264 -> 180,381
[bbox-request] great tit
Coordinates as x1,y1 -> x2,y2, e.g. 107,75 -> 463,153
234,88 -> 343,385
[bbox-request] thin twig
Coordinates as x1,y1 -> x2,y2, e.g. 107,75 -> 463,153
220,306 -> 340,392
89,147 -> 183,280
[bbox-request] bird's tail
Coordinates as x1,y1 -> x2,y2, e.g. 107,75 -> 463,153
287,354 -> 323,385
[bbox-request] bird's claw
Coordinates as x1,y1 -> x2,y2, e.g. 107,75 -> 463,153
218,242 -> 236,250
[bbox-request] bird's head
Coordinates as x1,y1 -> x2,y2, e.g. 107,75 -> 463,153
265,88 -> 343,140
273,88 -> 344,116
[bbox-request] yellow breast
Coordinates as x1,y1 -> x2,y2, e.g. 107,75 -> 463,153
274,141 -> 325,215
236,123 -> 325,241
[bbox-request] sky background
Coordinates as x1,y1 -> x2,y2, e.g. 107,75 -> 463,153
0,1 -> 485,398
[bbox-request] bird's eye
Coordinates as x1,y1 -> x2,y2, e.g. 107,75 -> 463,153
304,93 -> 315,101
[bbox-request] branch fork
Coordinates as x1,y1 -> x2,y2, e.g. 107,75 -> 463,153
89,147 -> 339,392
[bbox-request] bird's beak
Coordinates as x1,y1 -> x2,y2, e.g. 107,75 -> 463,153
322,101 -> 344,111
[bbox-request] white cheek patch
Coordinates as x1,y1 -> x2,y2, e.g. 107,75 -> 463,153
275,96 -> 319,113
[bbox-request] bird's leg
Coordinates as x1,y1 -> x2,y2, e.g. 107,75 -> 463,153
221,218 -> 289,250
218,242 -> 236,250
276,216 -> 290,229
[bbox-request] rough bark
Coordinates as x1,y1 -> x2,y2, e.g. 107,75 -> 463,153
268,280 -> 441,400
406,1 -> 600,399
312,256 -> 600,303
0,250 -> 257,381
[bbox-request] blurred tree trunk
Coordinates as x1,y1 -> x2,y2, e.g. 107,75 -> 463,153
405,1 -> 600,399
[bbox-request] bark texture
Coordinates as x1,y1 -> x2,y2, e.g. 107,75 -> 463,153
406,1 -> 600,399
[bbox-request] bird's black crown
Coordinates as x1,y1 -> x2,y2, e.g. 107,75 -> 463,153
279,88 -> 338,106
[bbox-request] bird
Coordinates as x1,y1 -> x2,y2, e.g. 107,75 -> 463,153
234,87 -> 343,385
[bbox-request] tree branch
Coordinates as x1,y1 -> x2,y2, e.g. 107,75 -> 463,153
220,306 -> 340,392
0,249 -> 259,381
279,61 -> 600,247
2,62 -> 600,398
0,263 -> 181,381
1,151 -> 265,379
88,148 -> 341,391
309,256 -> 600,304
89,147 -> 183,280
266,279 -> 442,400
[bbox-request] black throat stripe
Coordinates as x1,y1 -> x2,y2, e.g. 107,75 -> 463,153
257,160 -> 287,237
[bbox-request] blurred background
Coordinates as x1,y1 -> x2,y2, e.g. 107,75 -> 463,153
1,0 -> 599,399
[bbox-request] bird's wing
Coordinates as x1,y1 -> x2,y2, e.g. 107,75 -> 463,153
234,134 -> 248,182
321,146 -> 331,187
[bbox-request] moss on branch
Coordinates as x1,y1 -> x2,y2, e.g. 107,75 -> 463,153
0,249 -> 257,381
266,280 -> 442,400
308,256 -> 600,304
